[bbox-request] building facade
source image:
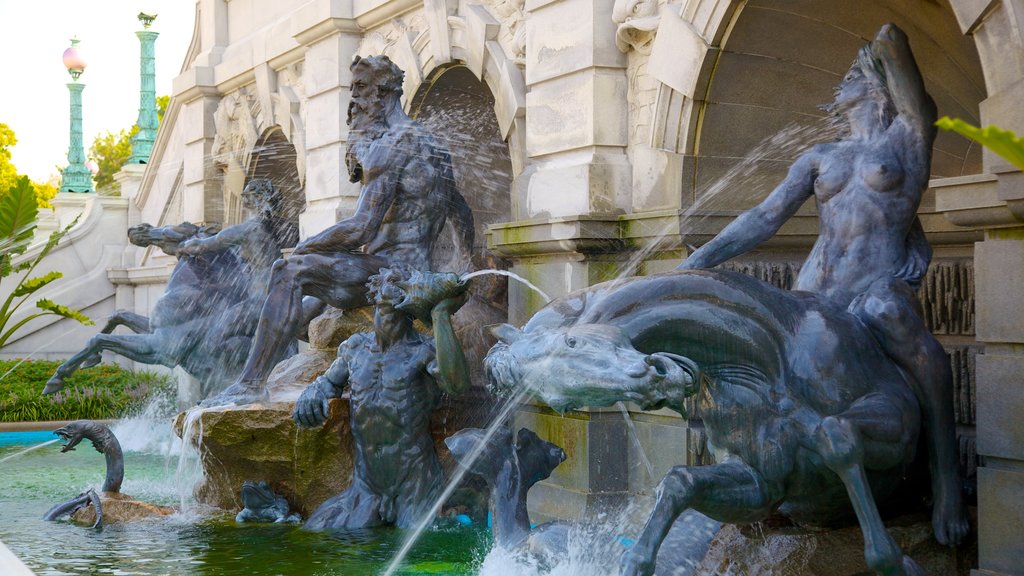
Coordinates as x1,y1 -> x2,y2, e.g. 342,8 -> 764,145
6,1 -> 1022,573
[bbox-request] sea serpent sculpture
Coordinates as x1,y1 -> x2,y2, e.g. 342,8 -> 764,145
43,420 -> 173,529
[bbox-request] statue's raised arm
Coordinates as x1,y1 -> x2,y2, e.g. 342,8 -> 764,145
868,24 -> 937,140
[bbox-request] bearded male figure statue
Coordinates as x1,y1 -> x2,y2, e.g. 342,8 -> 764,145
206,55 -> 475,406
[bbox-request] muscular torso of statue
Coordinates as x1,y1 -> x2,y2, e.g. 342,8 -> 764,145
343,332 -> 440,495
798,124 -> 927,307
360,127 -> 452,269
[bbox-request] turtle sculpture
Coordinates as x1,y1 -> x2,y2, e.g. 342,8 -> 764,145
485,270 -> 932,576
43,420 -> 174,529
235,481 -> 300,524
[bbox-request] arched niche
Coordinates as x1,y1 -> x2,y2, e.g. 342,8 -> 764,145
688,0 -> 986,210
409,64 -> 514,269
408,63 -> 514,392
245,127 -> 304,247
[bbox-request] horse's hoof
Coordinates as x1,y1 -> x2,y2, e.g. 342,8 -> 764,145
43,377 -> 65,395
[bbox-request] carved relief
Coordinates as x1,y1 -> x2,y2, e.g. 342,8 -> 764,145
480,0 -> 527,63
613,0 -> 666,154
919,260 -> 975,336
360,14 -> 428,99
212,87 -> 261,174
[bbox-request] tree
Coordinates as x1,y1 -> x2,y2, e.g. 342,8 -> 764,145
89,95 -> 170,193
0,123 -> 59,209
0,176 -> 92,349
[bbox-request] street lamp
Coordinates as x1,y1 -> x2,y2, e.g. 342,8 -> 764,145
128,12 -> 160,164
59,38 -> 95,193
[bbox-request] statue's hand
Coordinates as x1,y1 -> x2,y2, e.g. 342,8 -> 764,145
177,239 -> 201,256
293,379 -> 332,428
396,271 -> 468,322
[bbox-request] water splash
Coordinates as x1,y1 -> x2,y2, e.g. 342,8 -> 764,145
462,269 -> 551,303
175,406 -> 206,511
111,390 -> 181,456
0,438 -> 60,464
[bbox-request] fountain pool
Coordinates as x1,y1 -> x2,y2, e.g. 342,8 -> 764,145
0,432 -> 489,576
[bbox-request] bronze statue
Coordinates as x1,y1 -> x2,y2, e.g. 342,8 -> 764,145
293,268 -> 470,530
43,221 -> 247,399
485,269 -> 929,576
45,179 -> 293,400
678,23 -> 968,548
209,55 -> 475,406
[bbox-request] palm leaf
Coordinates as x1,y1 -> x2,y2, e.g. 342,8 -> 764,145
936,117 -> 1024,171
0,176 -> 39,256
35,298 -> 93,325
12,271 -> 63,297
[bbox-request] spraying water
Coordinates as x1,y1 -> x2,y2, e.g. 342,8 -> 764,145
0,439 -> 60,464
461,269 -> 551,303
617,402 -> 655,482
380,385 -> 532,576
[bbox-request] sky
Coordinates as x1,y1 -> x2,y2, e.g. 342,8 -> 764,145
0,1 -> 195,182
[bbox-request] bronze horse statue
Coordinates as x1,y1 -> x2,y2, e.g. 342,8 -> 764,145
485,270 -> 930,576
43,222 -> 257,399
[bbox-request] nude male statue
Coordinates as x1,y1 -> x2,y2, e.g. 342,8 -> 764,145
678,24 -> 969,546
207,55 -> 475,406
293,267 -> 471,529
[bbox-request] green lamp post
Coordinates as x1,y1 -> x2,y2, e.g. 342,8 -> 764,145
128,12 -> 159,164
59,38 -> 95,193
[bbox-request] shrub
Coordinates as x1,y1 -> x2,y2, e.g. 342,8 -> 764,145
0,359 -> 172,422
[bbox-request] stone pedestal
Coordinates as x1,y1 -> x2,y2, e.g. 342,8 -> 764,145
173,392 -> 495,518
694,514 -> 977,576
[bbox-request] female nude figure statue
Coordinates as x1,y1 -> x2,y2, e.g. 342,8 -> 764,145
678,23 -> 969,547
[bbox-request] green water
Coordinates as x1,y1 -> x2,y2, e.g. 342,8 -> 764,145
0,438 -> 490,575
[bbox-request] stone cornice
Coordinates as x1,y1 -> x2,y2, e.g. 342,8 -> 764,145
934,173 -> 1024,230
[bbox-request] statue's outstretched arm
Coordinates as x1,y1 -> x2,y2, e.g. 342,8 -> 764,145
679,152 -> 817,270
428,295 -> 471,397
870,24 -> 936,137
177,221 -> 255,255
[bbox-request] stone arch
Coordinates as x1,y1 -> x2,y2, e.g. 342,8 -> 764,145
245,126 -> 304,247
360,2 -> 528,179
682,0 -> 988,209
408,64 -> 513,259
408,62 -> 515,398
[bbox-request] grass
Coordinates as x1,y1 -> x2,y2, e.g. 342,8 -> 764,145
0,359 -> 172,422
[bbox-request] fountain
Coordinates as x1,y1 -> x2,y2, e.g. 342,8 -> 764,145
0,8 -> 989,576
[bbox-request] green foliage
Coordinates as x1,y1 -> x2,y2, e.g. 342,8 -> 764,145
0,123 -> 60,208
0,123 -> 18,195
936,117 -> 1024,171
0,178 -> 92,349
89,128 -> 133,192
88,95 -> 170,192
0,176 -> 38,257
0,358 -> 173,422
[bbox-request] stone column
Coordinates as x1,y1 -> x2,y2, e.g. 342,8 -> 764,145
940,3 -> 1024,574
292,5 -> 362,239
172,0 -> 227,225
491,0 -> 635,521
